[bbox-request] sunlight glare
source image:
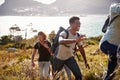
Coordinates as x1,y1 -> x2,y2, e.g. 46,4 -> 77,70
0,0 -> 4,6
33,0 -> 56,4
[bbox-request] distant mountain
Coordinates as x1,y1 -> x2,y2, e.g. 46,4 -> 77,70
0,0 -> 119,16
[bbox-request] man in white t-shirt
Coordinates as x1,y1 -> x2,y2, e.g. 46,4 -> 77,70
53,16 -> 90,80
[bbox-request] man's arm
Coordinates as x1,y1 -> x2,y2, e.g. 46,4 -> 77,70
59,36 -> 76,44
59,35 -> 85,45
78,45 -> 90,69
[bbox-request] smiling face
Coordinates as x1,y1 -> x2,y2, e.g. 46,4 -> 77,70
71,19 -> 81,31
69,16 -> 81,32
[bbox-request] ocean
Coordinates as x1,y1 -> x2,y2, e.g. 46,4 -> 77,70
0,15 -> 107,38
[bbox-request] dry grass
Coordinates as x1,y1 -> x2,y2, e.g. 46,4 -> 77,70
0,42 -> 120,80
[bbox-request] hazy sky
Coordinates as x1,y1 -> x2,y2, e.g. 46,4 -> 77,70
0,0 -> 56,5
0,0 -> 119,16
0,16 -> 70,38
0,0 -> 119,38
0,0 -> 4,5
33,0 -> 56,4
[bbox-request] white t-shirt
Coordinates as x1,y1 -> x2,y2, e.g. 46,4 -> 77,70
56,30 -> 82,60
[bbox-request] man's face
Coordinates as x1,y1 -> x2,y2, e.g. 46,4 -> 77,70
71,20 -> 81,31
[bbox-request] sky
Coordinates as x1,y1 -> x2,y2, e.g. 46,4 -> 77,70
0,16 -> 70,39
33,0 -> 56,4
0,0 -> 118,38
0,0 -> 56,5
0,0 -> 118,16
0,0 -> 4,5
0,0 -> 57,38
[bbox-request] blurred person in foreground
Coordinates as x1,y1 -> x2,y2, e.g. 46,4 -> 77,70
100,3 -> 120,80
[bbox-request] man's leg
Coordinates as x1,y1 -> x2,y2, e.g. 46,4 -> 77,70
64,65 -> 72,80
100,41 -> 118,80
65,57 -> 82,80
53,57 -> 64,72
53,57 -> 64,79
100,41 -> 117,55
104,55 -> 117,80
117,44 -> 120,65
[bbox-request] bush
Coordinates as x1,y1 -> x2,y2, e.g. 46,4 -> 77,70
89,35 -> 102,42
1,43 -> 14,50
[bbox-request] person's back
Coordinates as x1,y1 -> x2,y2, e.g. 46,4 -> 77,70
100,3 -> 120,46
99,3 -> 120,80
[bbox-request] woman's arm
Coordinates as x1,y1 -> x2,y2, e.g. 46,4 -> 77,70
31,49 -> 37,67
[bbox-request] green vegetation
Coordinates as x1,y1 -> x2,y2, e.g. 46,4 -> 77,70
0,36 -> 120,80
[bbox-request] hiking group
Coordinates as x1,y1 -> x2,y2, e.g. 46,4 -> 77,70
31,3 -> 120,80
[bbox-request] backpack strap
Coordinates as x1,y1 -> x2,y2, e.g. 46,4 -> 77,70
73,33 -> 80,53
64,30 -> 69,39
102,16 -> 110,33
108,15 -> 120,26
102,15 -> 120,33
64,29 -> 80,39
77,33 -> 80,37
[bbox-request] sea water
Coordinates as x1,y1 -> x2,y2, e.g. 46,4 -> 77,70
0,15 -> 107,38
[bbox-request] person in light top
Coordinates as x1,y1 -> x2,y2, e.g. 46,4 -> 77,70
99,3 -> 120,80
53,16 -> 90,80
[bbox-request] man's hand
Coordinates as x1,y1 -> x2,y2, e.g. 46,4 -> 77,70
32,62 -> 35,67
85,62 -> 90,69
76,35 -> 86,43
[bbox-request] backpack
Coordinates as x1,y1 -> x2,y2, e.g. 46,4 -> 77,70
50,26 -> 68,54
102,15 -> 120,33
50,26 -> 80,54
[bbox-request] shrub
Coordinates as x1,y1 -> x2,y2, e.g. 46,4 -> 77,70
1,43 -> 14,50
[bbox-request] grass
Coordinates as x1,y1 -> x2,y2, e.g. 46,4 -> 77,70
0,36 -> 120,80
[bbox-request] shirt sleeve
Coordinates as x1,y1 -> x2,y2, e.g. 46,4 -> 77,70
59,31 -> 67,41
34,42 -> 39,49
